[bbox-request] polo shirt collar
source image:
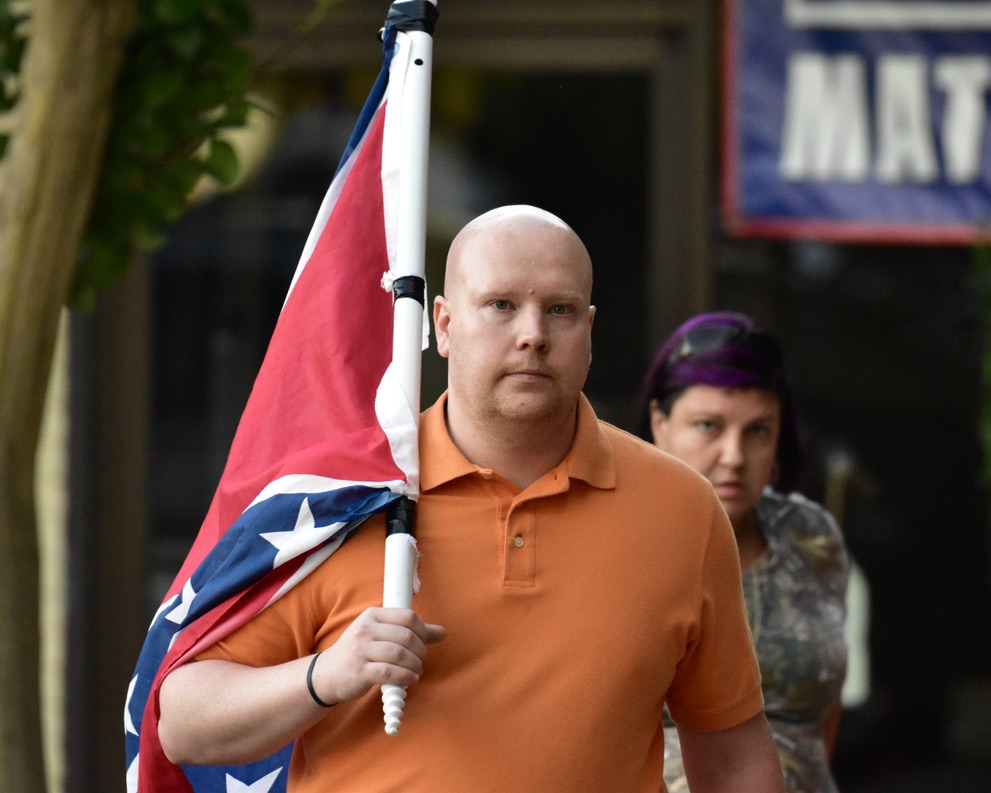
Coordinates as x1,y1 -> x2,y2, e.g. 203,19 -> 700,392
418,392 -> 615,492
565,394 -> 616,489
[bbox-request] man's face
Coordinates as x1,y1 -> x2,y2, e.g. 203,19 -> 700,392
433,217 -> 595,429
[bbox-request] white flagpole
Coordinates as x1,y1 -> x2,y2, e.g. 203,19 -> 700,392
380,0 -> 437,737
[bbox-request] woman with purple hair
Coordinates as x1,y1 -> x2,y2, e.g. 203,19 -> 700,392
638,312 -> 849,793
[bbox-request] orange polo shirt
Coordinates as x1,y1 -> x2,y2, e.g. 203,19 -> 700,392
197,393 -> 763,792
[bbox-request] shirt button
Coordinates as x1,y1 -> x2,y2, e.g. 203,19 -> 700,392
513,536 -> 525,548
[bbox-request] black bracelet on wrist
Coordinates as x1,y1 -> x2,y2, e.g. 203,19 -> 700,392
306,652 -> 334,708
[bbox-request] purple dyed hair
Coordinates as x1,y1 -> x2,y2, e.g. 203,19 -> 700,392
636,311 -> 805,492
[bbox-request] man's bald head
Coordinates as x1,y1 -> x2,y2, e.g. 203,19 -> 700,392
443,205 -> 592,300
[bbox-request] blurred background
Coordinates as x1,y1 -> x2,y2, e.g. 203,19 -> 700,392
42,1 -> 991,790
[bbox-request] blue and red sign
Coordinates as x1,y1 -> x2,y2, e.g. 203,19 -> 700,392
723,0 -> 991,243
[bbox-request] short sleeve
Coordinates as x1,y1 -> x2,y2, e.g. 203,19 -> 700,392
664,500 -> 764,732
195,570 -> 324,667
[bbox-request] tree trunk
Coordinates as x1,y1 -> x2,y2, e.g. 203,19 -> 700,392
0,1 -> 138,790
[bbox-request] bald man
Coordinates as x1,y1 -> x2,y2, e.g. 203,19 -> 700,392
159,206 -> 785,792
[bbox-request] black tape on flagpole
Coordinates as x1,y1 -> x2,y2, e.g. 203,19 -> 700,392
391,274 -> 425,307
385,0 -> 439,35
386,496 -> 417,537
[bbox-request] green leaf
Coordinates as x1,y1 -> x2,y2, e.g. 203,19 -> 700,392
70,283 -> 97,314
150,0 -> 201,26
136,228 -> 168,251
218,98 -> 251,128
72,0 -> 257,301
169,159 -> 208,194
137,70 -> 184,110
136,124 -> 175,159
140,179 -> 187,223
216,47 -> 253,92
75,235 -> 131,291
214,0 -> 253,34
165,25 -> 204,59
204,139 -> 239,185
184,80 -> 227,111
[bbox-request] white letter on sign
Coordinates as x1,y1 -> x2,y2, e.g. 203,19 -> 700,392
780,52 -> 871,181
875,54 -> 938,183
934,55 -> 991,184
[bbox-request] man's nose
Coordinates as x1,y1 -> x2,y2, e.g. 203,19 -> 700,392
516,307 -> 549,350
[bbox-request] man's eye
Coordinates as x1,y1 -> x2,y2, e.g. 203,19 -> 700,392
550,305 -> 571,315
491,300 -> 511,310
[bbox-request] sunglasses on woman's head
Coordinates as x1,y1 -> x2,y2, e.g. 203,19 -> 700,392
666,323 -> 782,368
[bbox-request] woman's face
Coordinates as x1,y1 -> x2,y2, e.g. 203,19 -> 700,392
650,384 -> 781,526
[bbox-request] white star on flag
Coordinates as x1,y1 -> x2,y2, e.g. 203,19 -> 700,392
124,676 -> 138,736
260,498 -> 318,566
126,754 -> 139,793
150,592 -> 178,628
166,577 -> 197,626
226,768 -> 283,793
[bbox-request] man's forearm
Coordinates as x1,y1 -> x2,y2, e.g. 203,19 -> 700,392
158,657 -> 328,765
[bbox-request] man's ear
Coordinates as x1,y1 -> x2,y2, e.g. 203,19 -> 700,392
433,295 -> 451,359
587,305 -> 596,364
